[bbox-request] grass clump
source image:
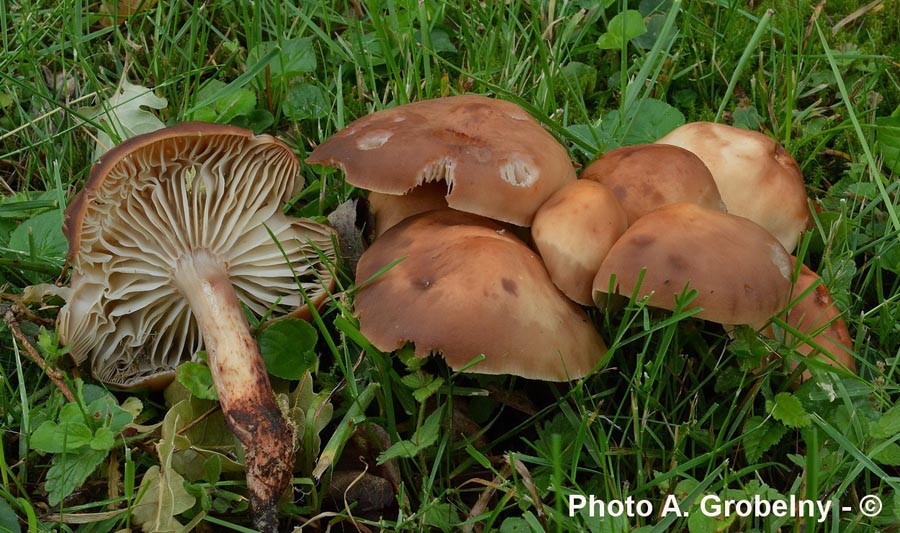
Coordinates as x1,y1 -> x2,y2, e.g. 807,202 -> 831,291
2,1 -> 899,531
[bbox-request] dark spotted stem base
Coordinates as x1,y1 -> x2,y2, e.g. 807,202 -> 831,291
174,250 -> 294,533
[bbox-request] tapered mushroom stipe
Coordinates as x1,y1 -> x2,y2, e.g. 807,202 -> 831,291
58,123 -> 338,532
171,250 -> 293,531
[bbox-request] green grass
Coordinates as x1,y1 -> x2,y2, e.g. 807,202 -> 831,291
2,0 -> 900,531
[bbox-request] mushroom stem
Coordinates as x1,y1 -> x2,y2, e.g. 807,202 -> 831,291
173,250 -> 293,533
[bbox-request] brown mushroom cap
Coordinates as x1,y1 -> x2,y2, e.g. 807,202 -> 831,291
61,122 -> 336,387
581,144 -> 725,225
766,259 -> 855,381
307,95 -> 576,226
655,122 -> 810,252
592,203 -> 793,325
531,180 -> 628,305
355,209 -> 606,381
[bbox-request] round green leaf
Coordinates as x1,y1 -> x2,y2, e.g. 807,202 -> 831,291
259,318 -> 318,380
283,83 -> 329,121
9,210 -> 68,261
176,361 -> 218,401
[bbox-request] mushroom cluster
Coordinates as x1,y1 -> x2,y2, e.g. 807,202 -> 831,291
59,123 -> 338,532
310,96 -> 855,382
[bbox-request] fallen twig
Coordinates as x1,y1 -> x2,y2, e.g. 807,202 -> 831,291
3,306 -> 75,402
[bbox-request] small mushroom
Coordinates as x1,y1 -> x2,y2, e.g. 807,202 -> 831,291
367,182 -> 449,238
307,95 -> 576,226
581,143 -> 725,225
531,180 -> 628,305
593,203 -> 793,326
766,259 -> 855,381
656,122 -> 810,252
355,209 -> 606,381
59,123 -> 338,532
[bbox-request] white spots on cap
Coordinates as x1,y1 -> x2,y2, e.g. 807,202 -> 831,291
391,115 -> 406,123
356,130 -> 393,150
417,157 -> 456,190
769,243 -> 792,281
499,153 -> 539,187
506,110 -> 530,121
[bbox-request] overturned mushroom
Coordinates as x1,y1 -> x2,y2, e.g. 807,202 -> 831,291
581,143 -> 725,225
656,122 -> 810,252
593,203 -> 793,326
355,209 -> 606,381
307,95 -> 576,226
367,182 -> 449,238
59,123 -> 337,532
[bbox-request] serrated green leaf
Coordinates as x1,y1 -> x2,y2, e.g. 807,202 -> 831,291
377,407 -> 443,464
498,517 -> 531,532
9,210 -> 67,262
91,427 -> 116,451
31,420 -> 93,453
413,376 -> 444,403
176,361 -> 218,400
0,498 -> 20,533
58,402 -> 84,424
766,392 -> 811,428
45,448 -> 108,506
248,37 -> 316,81
597,10 -> 647,49
871,403 -> 900,438
282,83 -> 329,121
743,416 -> 788,462
560,61 -> 598,95
688,494 -> 736,532
192,79 -> 257,123
203,454 -> 222,484
602,98 -> 685,147
427,29 -> 457,54
259,318 -> 318,380
872,441 -> 900,466
876,113 -> 900,175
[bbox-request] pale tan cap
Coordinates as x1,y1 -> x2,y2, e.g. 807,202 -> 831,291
656,122 -> 810,252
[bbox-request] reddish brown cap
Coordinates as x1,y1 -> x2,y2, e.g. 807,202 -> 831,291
307,95 -> 576,226
593,203 -> 793,325
355,209 -> 606,381
531,180 -> 628,305
656,122 -> 810,252
765,259 -> 855,381
581,144 -> 725,225
59,122 -> 336,388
